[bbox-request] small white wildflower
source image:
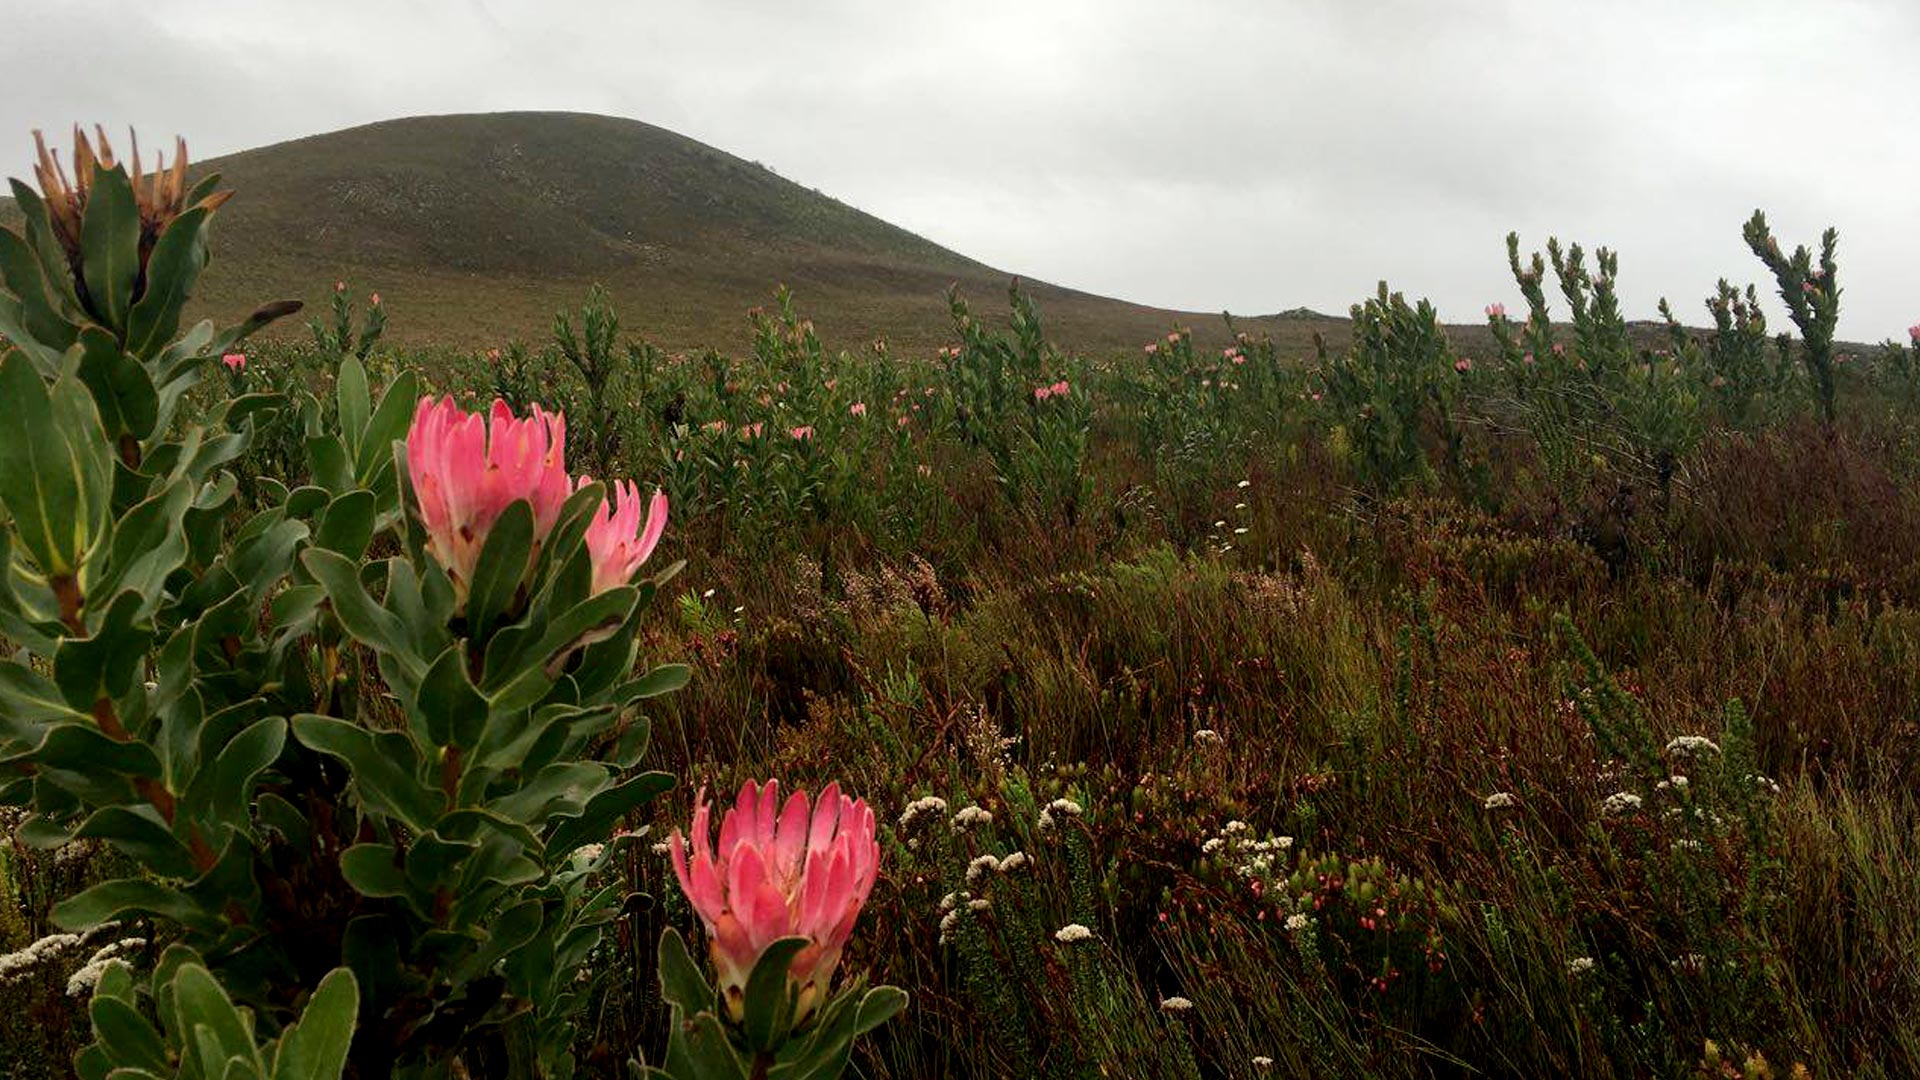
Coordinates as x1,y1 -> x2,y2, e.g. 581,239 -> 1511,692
1237,479 -> 1252,489
1284,913 -> 1310,932
1252,1057 -> 1274,1070
1665,735 -> 1722,758
1214,520 -> 1228,529
951,805 -> 993,832
1669,775 -> 1690,791
1194,729 -> 1223,746
1567,956 -> 1596,975
1055,923 -> 1094,943
1483,792 -> 1517,810
998,851 -> 1029,873
966,854 -> 1001,884
938,909 -> 962,941
1223,819 -> 1250,835
1601,792 -> 1643,817
0,932 -> 84,984
1672,839 -> 1704,853
651,840 -> 671,857
1038,809 -> 1055,831
571,843 -> 606,863
898,795 -> 949,829
1233,527 -> 1249,535
967,898 -> 992,912
65,938 -> 143,998
1048,798 -> 1083,817
1234,502 -> 1248,510
1201,837 -> 1225,855
1159,996 -> 1194,1012
939,892 -> 962,913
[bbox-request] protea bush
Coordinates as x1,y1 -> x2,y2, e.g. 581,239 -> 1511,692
0,126 -> 900,1080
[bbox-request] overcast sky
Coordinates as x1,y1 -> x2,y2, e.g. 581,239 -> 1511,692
2,0 -> 1915,338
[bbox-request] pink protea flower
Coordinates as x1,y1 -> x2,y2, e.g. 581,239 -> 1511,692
221,351 -> 246,372
670,780 -> 880,1023
1485,303 -> 1506,320
849,401 -> 867,418
580,479 -> 668,595
405,397 -> 571,599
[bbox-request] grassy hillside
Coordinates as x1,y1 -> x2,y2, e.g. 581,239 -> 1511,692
3,112 -> 1348,355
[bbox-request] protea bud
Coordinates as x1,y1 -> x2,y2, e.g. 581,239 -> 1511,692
578,479 -> 667,595
30,125 -> 230,319
669,780 -> 880,1024
403,396 -> 571,600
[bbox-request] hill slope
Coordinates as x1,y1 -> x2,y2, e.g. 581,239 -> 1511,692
7,112 -> 1325,353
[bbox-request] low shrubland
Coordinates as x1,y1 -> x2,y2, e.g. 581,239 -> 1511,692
5,127 -> 1920,1079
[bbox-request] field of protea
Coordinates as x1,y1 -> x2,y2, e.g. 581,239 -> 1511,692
7,130 -> 1920,1080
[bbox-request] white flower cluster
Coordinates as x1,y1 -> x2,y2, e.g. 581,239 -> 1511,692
1745,773 -> 1783,796
997,851 -> 1030,874
898,795 -> 948,830
1193,729 -> 1223,747
1252,1057 -> 1274,1069
1159,996 -> 1194,1012
951,805 -> 994,832
1655,775 -> 1691,793
1665,735 -> 1722,758
966,854 -> 1001,885
1054,923 -> 1094,943
0,932 -> 83,986
1567,956 -> 1596,976
1038,798 -> 1083,832
571,843 -> 606,864
66,938 -> 145,998
1284,913 -> 1310,933
1202,820 -> 1293,879
1600,791 -> 1643,817
1483,792 -> 1517,810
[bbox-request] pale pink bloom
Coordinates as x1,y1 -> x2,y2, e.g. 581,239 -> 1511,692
1523,352 -> 1536,365
741,422 -> 764,439
334,280 -> 345,293
370,292 -> 382,307
1486,303 -> 1506,319
1712,375 -> 1728,388
1454,357 -> 1473,373
1166,332 -> 1180,344
579,479 -> 668,595
917,464 -> 932,476
897,413 -> 911,428
405,397 -> 571,600
703,420 -> 729,433
1909,324 -> 1920,344
790,426 -> 815,441
1050,380 -> 1069,397
221,352 -> 246,372
849,402 -> 867,417
825,379 -> 838,391
670,780 -> 880,1023
1310,391 -> 1323,402
1145,343 -> 1158,355
1033,385 -> 1053,402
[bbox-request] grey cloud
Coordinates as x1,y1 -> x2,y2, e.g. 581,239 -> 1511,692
1,0 -> 1913,337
